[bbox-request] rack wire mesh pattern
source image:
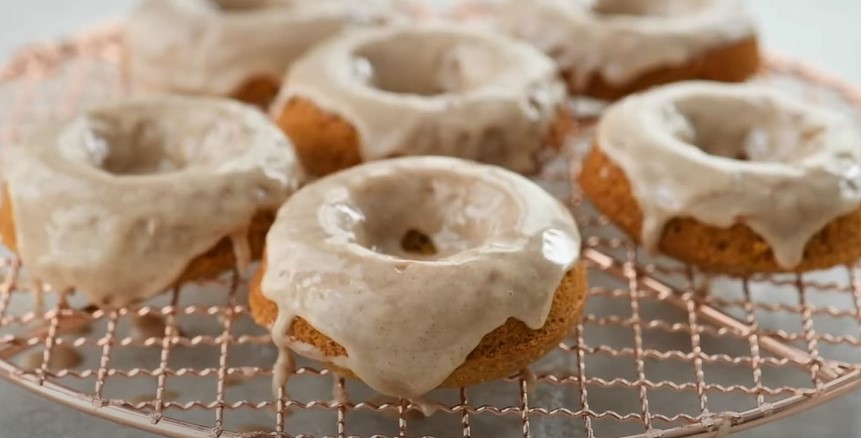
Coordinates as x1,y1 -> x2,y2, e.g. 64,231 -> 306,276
2,25 -> 861,438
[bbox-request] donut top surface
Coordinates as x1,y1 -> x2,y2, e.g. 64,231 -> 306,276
125,0 -> 399,95
261,156 -> 581,398
493,0 -> 756,87
1,95 -> 302,306
277,23 -> 566,174
597,81 -> 861,268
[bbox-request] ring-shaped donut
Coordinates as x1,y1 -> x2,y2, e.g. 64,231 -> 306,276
0,95 -> 302,306
272,23 -> 571,176
580,82 -> 861,273
125,0 -> 400,106
494,0 -> 761,99
250,156 -> 586,398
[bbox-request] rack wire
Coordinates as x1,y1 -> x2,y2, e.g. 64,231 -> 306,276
2,25 -> 861,438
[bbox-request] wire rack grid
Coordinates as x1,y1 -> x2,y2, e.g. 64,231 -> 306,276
2,25 -> 861,438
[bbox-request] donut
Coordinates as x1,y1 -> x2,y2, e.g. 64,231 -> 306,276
271,23 -> 572,177
492,0 -> 761,100
579,82 -> 861,273
124,0 -> 403,107
0,95 -> 302,307
249,156 -> 586,398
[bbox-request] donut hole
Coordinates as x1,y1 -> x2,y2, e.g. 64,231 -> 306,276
62,104 -> 264,176
666,96 -> 826,164
400,229 -> 438,256
347,171 -> 517,260
352,31 -> 508,96
592,0 -> 713,18
66,117 -> 188,176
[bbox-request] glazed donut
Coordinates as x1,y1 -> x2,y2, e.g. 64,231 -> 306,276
0,96 -> 302,307
249,156 -> 586,398
492,0 -> 760,99
124,0 -> 402,107
272,23 -> 571,177
579,82 -> 861,273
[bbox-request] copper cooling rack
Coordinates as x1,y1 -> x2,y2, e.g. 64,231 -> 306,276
3,25 -> 861,438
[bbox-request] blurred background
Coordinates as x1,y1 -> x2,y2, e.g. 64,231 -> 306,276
1,1 -> 860,437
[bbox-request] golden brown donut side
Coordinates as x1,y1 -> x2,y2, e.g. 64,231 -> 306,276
567,36 -> 761,100
250,258 -> 588,388
578,144 -> 861,273
174,210 -> 276,286
274,97 -> 365,177
230,76 -> 282,109
0,186 -> 275,299
122,52 -> 280,109
0,187 -> 18,252
274,97 -> 576,177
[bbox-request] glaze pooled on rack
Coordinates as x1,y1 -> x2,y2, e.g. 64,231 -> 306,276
0,95 -> 301,306
260,156 -> 581,398
274,23 -> 567,174
595,81 -> 861,269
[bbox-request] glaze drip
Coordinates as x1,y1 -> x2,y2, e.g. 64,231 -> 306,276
597,82 -> 861,268
262,156 -> 580,398
229,226 -> 252,276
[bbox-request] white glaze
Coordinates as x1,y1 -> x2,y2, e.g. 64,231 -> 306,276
277,23 -> 566,174
492,0 -> 756,89
261,156 -> 581,398
1,95 -> 302,306
125,0 -> 403,96
597,81 -> 861,268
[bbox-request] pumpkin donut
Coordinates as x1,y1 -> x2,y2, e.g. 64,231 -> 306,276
493,0 -> 761,99
0,95 -> 302,307
250,156 -> 587,398
124,0 -> 404,107
271,23 -> 572,177
579,82 -> 861,273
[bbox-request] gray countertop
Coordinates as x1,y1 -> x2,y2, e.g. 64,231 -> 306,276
1,1 -> 861,437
